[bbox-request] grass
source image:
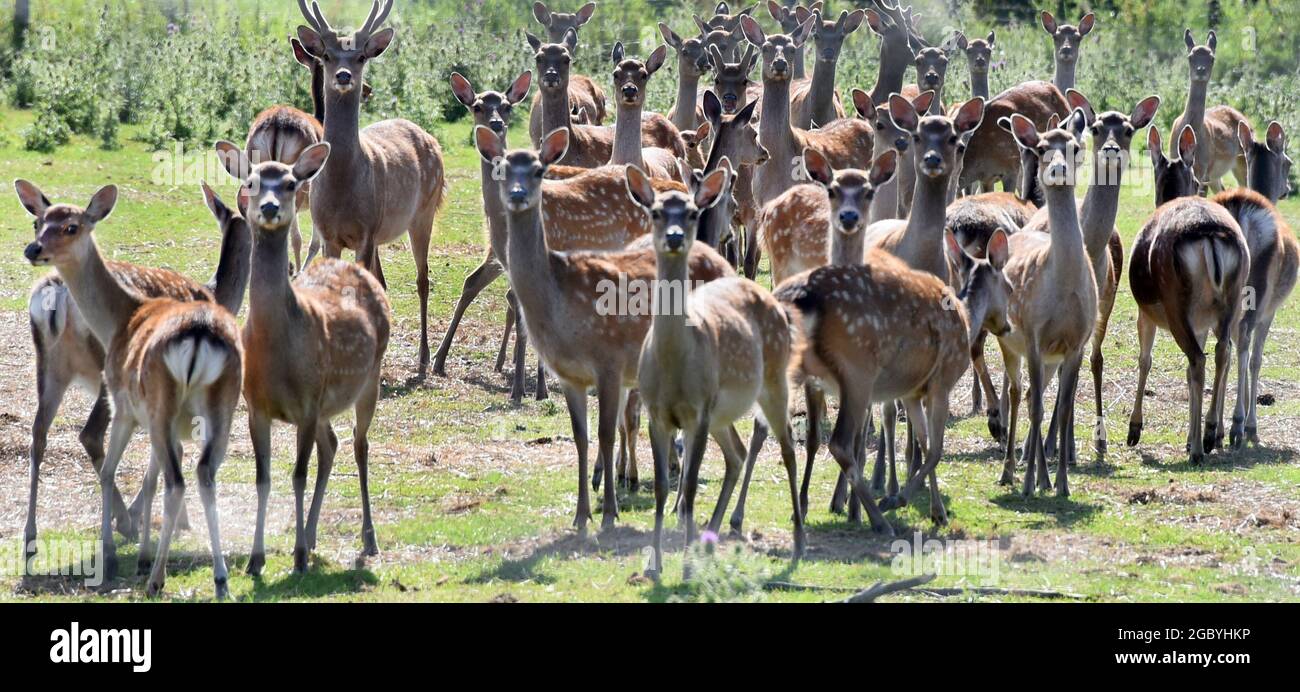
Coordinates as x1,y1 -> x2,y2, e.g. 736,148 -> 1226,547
0,105 -> 1297,603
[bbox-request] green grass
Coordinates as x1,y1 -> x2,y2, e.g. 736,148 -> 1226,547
1,107 -> 1298,603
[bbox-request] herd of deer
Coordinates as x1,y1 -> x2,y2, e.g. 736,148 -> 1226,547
14,0 -> 1297,594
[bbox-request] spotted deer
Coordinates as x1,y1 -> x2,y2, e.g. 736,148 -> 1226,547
609,42 -> 681,180
766,0 -> 822,80
789,8 -> 863,129
20,182 -> 250,577
528,1 -> 606,144
1239,121 -> 1292,204
295,0 -> 447,378
742,13 -> 875,278
954,30 -> 995,100
1128,125 -> 1250,465
626,164 -> 803,577
19,181 -> 243,599
662,22 -> 709,132
1173,30 -> 1250,192
215,140 -> 392,575
473,127 -> 733,539
1041,11 -> 1094,93
991,112 -> 1098,497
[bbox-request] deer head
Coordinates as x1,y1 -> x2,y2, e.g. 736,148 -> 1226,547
853,88 -> 933,156
610,42 -> 668,109
808,9 -> 866,64
950,227 -> 1013,348
661,22 -> 710,78
216,141 -> 331,231
1183,29 -> 1217,83
1239,121 -> 1292,202
913,45 -> 950,93
527,28 -> 578,92
1009,109 -> 1088,190
475,126 -> 569,213
889,94 -> 984,179
1067,89 -> 1161,180
295,0 -> 396,97
18,181 -> 117,268
532,2 -> 596,45
740,13 -> 815,83
953,30 -> 994,76
1150,125 -> 1203,205
1042,10 -> 1095,66
450,71 -> 532,135
709,43 -> 757,114
803,147 -> 898,236
626,163 -> 728,257
703,90 -> 768,166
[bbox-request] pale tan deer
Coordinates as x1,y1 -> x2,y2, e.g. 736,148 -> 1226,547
215,140 -> 392,575
295,0 -> 446,378
742,13 -> 874,277
19,181 -> 243,599
1239,121 -> 1292,204
766,0 -> 823,80
1128,125 -> 1250,465
991,112 -> 1098,497
662,22 -> 710,132
528,1 -> 606,144
609,42 -> 682,181
627,164 -> 803,576
21,182 -> 250,575
788,8 -> 863,129
1173,30 -> 1251,192
954,30 -> 995,100
1041,11 -> 1094,92
473,126 -> 734,539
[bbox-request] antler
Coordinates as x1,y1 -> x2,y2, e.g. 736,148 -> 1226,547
358,0 -> 395,42
297,0 -> 332,36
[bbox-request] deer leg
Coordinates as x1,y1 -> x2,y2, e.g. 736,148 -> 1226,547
730,419 -> 768,535
999,349 -> 1022,486
758,384 -> 805,560
846,422 -> 867,524
305,421 -> 338,552
828,386 -> 892,536
496,293 -> 516,373
742,225 -> 762,280
1245,313 -> 1275,447
136,449 -> 159,574
1205,323 -> 1233,455
1186,345 -> 1209,465
620,390 -> 640,491
707,425 -> 746,535
536,362 -> 549,400
1127,312 -> 1157,447
194,402 -> 234,600
291,419 -> 318,573
289,209 -> 304,275
144,421 -> 185,598
99,412 -> 136,582
1055,351 -> 1084,497
79,386 -> 134,539
25,365 -> 67,569
561,384 -> 593,540
679,413 -> 711,553
972,332 -> 1002,442
410,221 -> 434,378
801,385 -> 824,519
596,381 -> 624,532
300,188 -> 320,268
1043,382 -> 1063,460
511,309 -> 529,404
247,410 -> 272,577
432,254 -> 503,377
647,417 -> 674,580
354,373 -> 381,557
1022,350 -> 1047,497
1230,317 -> 1254,450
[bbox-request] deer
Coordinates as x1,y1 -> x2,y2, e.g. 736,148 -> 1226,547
695,91 -> 769,252
700,1 -> 757,58
1218,123 -> 1299,450
1041,11 -> 1094,93
986,111 -> 1098,497
958,82 -> 1069,194
742,13 -> 875,278
681,120 -> 712,170
863,0 -> 922,107
954,30 -> 995,100
706,41 -> 760,117
789,8 -> 864,129
766,0 -> 822,80
609,42 -> 681,181
776,242 -> 971,532
528,1 -> 606,145
295,0 -> 447,378
20,182 -> 251,576
1128,125 -> 1250,465
528,30 -> 684,170
901,46 -> 950,116
1173,30 -> 1251,192
215,140 -> 392,575
627,164 -> 803,577
19,181 -> 243,599
1023,91 -> 1161,464
473,126 -> 734,540
853,89 -> 935,223
662,23 -> 710,132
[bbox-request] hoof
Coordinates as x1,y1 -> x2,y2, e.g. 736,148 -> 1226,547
1126,422 -> 1142,447
535,386 -> 549,401
729,516 -> 744,535
431,363 -> 448,378
146,578 -> 164,598
293,546 -> 309,574
643,568 -> 661,583
870,520 -> 895,538
362,534 -> 379,558
1189,451 -> 1204,466
791,532 -> 805,561
246,552 -> 265,577
115,516 -> 138,542
136,555 -> 153,576
1095,438 -> 1108,456
102,550 -> 119,581
600,514 -> 618,533
1245,426 -> 1259,447
213,578 -> 229,601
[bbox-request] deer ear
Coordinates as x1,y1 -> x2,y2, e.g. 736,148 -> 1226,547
1067,108 -> 1088,141
1207,30 -> 1217,52
214,140 -> 249,182
696,166 -> 729,210
987,228 -> 1010,270
362,27 -> 395,60
911,89 -> 936,115
647,45 -> 669,75
660,22 -> 681,49
14,179 -> 51,218
987,30 -> 995,45
1184,29 -> 1195,52
954,97 -> 985,134
292,142 -> 331,182
844,9 -> 865,34
703,90 -> 723,124
740,14 -> 765,46
200,181 -> 232,225
507,71 -> 533,104
944,229 -> 965,264
736,97 -> 759,124
1040,11 -> 1057,35
474,125 -> 506,165
1009,114 -> 1039,150
996,116 -> 1014,135
532,2 -> 551,27
693,14 -> 711,36
1047,113 -> 1061,130
1078,13 -> 1095,37
715,1 -> 730,14
851,88 -> 873,119
1177,125 -> 1198,165
802,148 -> 834,187
1266,121 -> 1286,153
766,0 -> 782,22
888,94 -> 919,133
576,2 -> 596,25
625,165 -> 657,210
696,121 -> 712,143
865,9 -> 883,35
1147,127 -> 1164,168
611,41 -> 624,64
869,149 -> 898,188
450,73 -> 476,108
289,37 -> 315,68
791,16 -> 816,47
1130,96 -> 1161,130
540,127 -> 570,166
563,27 -> 578,55
1065,89 -> 1094,124
84,185 -> 118,224
953,31 -> 967,51
1237,121 -> 1255,153
525,31 -> 543,52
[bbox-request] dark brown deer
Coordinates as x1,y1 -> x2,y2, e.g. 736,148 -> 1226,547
528,1 -> 606,144
1239,121 -> 1292,204
789,8 -> 864,129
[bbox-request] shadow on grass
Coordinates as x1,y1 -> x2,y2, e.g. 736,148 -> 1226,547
1138,444 -> 1298,473
988,490 -> 1102,529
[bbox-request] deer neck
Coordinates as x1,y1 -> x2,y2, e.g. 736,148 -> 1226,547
897,170 -> 951,277
1019,150 -> 1044,207
321,88 -> 367,175
1043,184 -> 1088,279
759,77 -> 798,171
830,225 -> 867,266
247,228 -> 302,336
207,218 -> 253,315
673,64 -> 701,131
869,37 -> 911,104
310,65 -> 326,124
1080,150 -> 1124,263
1053,60 -> 1076,92
503,205 -> 559,326
650,249 -> 694,359
1183,80 -> 1207,129
56,242 -> 141,348
970,70 -> 989,100
541,83 -> 573,141
808,56 -> 839,125
611,101 -> 645,167
792,45 -> 807,80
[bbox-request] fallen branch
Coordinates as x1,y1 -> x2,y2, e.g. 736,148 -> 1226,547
917,586 -> 1087,600
839,574 -> 937,603
764,577 -> 1087,601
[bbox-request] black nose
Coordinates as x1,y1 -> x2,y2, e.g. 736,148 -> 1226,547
924,153 -> 942,168
665,229 -> 685,251
336,70 -> 353,85
773,59 -> 788,72
489,120 -> 505,133
24,242 -> 41,262
622,85 -> 638,99
260,202 -> 280,219
895,138 -> 909,151
509,186 -> 527,202
838,209 -> 860,228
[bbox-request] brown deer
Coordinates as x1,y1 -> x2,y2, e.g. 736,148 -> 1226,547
627,164 -> 803,577
853,89 -> 934,223
528,1 -> 606,145
990,112 -> 1098,497
609,42 -> 681,180
1041,10 -> 1094,93
1128,125 -> 1250,465
959,82 -> 1069,194
789,8 -> 864,129
696,91 -> 769,252
1239,121 -> 1292,204
742,13 -> 875,278
295,0 -> 447,377
19,181 -> 243,599
681,120 -> 711,170
701,1 -> 757,56
766,0 -> 822,80
20,182 -> 250,575
215,140 -> 392,575
863,0 -> 922,107
954,30 -> 995,100
901,46 -> 950,116
1173,30 -> 1251,192
473,126 -> 733,539
706,42 -> 760,117
662,22 -> 710,132
1026,91 -> 1161,463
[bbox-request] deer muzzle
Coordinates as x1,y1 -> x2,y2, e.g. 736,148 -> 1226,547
24,242 -> 45,265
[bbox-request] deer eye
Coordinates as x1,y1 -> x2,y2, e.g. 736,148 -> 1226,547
473,104 -> 482,112
64,224 -> 78,235
285,182 -> 296,192
949,135 -> 959,145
